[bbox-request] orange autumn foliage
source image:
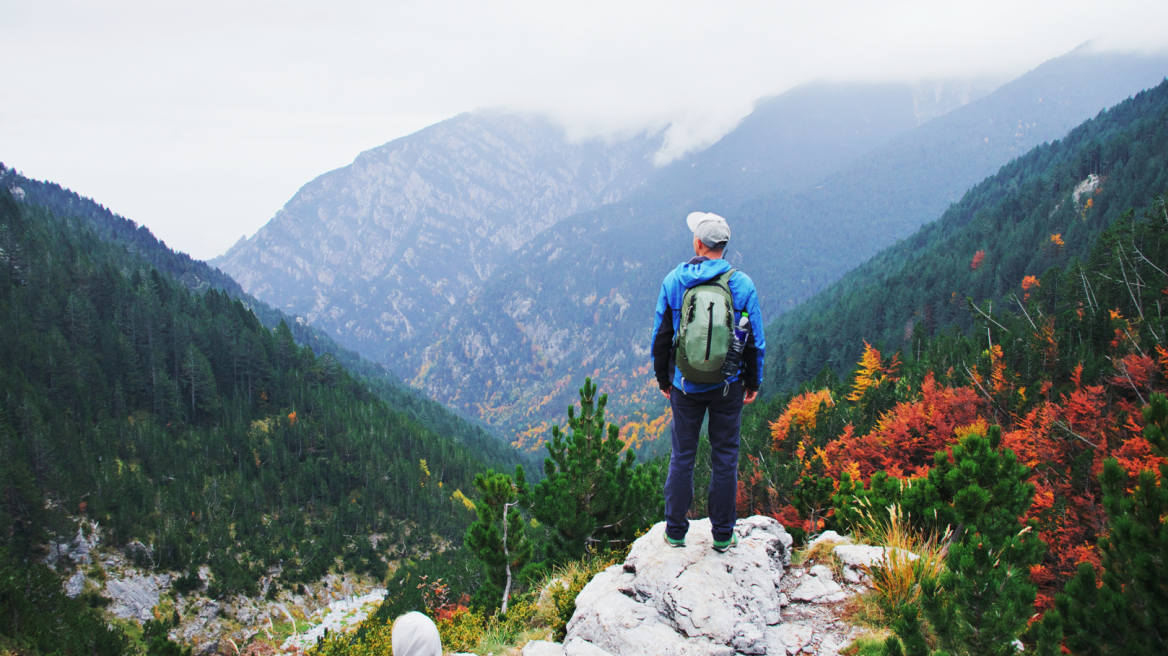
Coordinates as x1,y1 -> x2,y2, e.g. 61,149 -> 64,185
970,250 -> 986,270
988,344 -> 1012,395
773,347 -> 1164,598
1156,344 -> 1168,377
1111,353 -> 1156,398
821,373 -> 983,480
769,389 -> 834,450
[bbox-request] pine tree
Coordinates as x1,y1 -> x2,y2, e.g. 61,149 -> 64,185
1052,393 -> 1168,655
792,473 -> 835,535
528,378 -> 663,560
179,343 -> 218,419
891,427 -> 1045,656
464,468 -> 531,613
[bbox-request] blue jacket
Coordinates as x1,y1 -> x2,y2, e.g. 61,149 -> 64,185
650,257 -> 765,394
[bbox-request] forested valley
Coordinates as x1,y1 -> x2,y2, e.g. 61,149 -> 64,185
0,186 -> 505,653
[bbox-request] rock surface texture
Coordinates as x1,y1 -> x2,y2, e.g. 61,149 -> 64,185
556,516 -> 877,656
211,111 -> 661,367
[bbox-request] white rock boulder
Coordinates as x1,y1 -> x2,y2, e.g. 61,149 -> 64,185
106,573 -> 166,622
64,570 -> 86,598
564,516 -> 794,656
832,545 -> 918,569
807,531 -> 852,547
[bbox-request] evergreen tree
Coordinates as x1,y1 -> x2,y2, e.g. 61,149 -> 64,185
792,472 -> 835,535
528,378 -> 663,560
1052,393 -> 1168,655
890,428 -> 1045,656
179,343 -> 218,419
464,468 -> 531,613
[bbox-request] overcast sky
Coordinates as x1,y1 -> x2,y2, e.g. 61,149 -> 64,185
3,1 -> 1167,260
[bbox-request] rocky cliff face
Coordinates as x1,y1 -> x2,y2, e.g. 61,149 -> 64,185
211,111 -> 664,364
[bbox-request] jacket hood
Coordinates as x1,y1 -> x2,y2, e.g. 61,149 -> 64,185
672,257 -> 732,288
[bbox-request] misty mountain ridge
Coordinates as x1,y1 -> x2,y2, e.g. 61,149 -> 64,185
216,77 -> 997,399
210,112 -> 666,360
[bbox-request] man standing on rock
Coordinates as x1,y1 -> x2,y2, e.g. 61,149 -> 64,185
650,211 -> 765,553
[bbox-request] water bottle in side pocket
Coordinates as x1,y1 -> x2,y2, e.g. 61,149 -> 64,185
720,312 -> 750,378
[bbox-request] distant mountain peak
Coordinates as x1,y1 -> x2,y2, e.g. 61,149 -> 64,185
212,110 -> 665,350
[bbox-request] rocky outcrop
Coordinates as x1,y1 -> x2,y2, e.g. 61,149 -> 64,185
542,516 -> 892,656
106,572 -> 169,623
281,589 -> 388,651
46,525 -> 99,569
45,519 -> 389,655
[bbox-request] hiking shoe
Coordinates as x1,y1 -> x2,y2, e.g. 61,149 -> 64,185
664,533 -> 686,548
712,534 -> 738,553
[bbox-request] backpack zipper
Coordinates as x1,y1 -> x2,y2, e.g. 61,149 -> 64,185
705,302 -> 714,360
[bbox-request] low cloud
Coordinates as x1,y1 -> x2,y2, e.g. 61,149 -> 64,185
2,0 -> 1166,258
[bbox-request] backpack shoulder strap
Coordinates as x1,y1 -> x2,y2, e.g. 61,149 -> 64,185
683,269 -> 736,299
708,269 -> 736,292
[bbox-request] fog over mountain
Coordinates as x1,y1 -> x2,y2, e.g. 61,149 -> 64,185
212,81 -> 994,376
9,2 -> 1167,261
212,73 -> 1008,435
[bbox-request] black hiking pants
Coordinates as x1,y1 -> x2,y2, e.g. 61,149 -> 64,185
664,379 -> 744,543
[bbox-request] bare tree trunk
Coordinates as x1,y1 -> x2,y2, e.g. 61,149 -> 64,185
501,500 -> 517,614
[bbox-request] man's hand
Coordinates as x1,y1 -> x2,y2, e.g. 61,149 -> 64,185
661,388 -> 672,400
744,389 -> 758,405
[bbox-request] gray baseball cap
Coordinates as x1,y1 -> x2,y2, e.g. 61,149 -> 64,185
686,211 -> 731,248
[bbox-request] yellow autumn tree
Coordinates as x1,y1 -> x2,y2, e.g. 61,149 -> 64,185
848,342 -> 886,402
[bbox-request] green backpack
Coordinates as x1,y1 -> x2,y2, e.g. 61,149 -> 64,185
676,270 -> 736,384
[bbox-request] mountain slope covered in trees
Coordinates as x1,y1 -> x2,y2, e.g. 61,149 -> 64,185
734,48 -> 1168,313
405,48 -> 1168,443
763,75 -> 1168,392
730,185 -> 1168,653
0,184 -> 495,609
0,164 -> 524,468
716,78 -> 1168,649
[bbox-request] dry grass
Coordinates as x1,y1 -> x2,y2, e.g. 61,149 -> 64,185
840,588 -> 886,630
850,504 -> 949,622
864,547 -> 924,617
793,537 -> 848,578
